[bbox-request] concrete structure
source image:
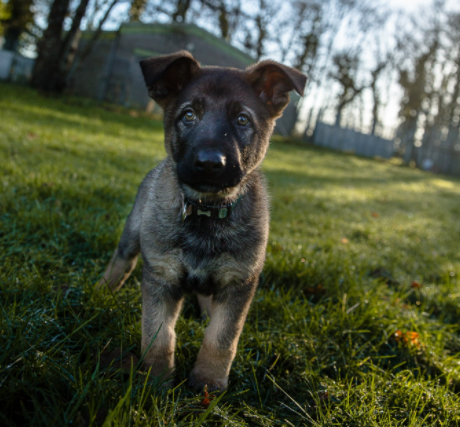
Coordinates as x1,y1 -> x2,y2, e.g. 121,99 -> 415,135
71,22 -> 298,135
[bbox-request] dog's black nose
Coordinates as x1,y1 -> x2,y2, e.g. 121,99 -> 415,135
194,150 -> 226,173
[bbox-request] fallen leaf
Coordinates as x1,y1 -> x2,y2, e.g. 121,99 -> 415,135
394,330 -> 420,348
371,212 -> 379,218
341,237 -> 349,244
200,384 -> 215,409
27,132 -> 38,140
303,284 -> 326,296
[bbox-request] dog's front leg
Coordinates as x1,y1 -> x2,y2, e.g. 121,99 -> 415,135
141,266 -> 183,383
189,281 -> 257,392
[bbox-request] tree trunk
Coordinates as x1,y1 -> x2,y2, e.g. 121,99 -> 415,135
54,0 -> 91,90
407,116 -> 419,165
335,104 -> 344,127
218,4 -> 229,41
370,97 -> 379,135
31,0 -> 90,92
3,27 -> 22,52
172,0 -> 191,22
31,0 -> 70,91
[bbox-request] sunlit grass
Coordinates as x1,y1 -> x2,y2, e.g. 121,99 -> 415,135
1,82 -> 460,426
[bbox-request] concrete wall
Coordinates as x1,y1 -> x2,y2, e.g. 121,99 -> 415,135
70,34 -> 116,100
71,24 -> 255,109
69,23 -> 300,135
113,23 -> 254,109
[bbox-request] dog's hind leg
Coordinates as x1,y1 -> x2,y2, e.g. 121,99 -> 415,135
98,172 -> 152,291
98,237 -> 139,291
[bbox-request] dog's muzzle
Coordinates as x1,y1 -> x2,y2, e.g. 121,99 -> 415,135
194,149 -> 226,174
177,148 -> 243,193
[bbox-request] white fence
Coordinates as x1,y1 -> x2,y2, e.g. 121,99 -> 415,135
0,50 -> 35,83
313,122 -> 394,159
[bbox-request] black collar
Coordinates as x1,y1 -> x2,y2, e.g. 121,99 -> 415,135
182,195 -> 243,221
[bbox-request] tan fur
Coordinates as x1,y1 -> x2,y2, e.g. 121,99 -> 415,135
99,251 -> 139,291
189,293 -> 254,391
141,272 -> 184,379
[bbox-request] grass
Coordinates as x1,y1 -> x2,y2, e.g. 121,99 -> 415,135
1,81 -> 460,426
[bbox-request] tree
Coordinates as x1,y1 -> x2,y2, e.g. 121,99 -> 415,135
0,0 -> 34,51
130,0 -> 147,21
198,0 -> 246,43
172,0 -> 192,22
68,0 -> 120,82
418,10 -> 460,171
31,0 -> 116,92
369,58 -> 388,135
329,52 -> 366,127
444,12 -> 460,160
396,28 -> 439,162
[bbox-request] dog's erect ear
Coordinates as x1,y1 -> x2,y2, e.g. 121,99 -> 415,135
246,60 -> 307,118
140,50 -> 200,108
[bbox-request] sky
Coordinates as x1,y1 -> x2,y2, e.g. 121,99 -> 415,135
386,0 -> 432,10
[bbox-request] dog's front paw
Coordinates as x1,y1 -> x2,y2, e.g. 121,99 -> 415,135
188,371 -> 228,392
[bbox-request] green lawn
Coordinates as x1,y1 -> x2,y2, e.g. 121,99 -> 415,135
1,82 -> 460,426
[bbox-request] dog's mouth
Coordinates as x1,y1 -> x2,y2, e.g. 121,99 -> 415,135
177,163 -> 244,194
183,176 -> 242,194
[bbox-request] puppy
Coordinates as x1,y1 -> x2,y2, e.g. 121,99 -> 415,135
99,50 -> 306,391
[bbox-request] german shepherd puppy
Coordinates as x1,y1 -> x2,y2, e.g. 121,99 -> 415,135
99,50 -> 306,392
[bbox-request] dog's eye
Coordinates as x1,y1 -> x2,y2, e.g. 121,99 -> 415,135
237,114 -> 250,126
183,110 -> 196,122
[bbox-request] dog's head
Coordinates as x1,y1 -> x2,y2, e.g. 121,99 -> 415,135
140,50 -> 306,199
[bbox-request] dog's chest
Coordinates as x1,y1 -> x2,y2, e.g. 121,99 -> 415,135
182,264 -> 218,295
180,249 -> 248,295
